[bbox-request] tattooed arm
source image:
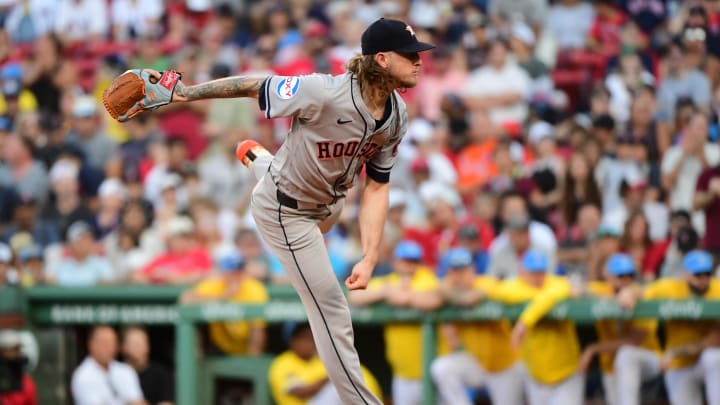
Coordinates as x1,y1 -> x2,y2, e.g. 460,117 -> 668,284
171,75 -> 268,102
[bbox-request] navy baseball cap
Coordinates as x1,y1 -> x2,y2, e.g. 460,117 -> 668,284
522,249 -> 548,273
446,247 -> 474,270
394,240 -> 423,262
217,250 -> 246,272
361,18 -> 436,55
607,253 -> 635,276
683,250 -> 714,274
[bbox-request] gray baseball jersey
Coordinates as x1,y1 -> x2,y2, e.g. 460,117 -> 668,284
258,73 -> 407,204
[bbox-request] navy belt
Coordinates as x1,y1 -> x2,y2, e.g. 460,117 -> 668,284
276,189 -> 324,210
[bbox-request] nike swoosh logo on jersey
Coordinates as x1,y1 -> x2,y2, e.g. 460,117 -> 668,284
337,118 -> 353,124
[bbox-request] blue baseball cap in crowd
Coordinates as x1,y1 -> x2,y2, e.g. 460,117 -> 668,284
446,247 -> 474,270
607,253 -> 635,276
522,249 -> 548,273
394,240 -> 423,262
18,244 -> 42,263
216,250 -> 246,272
682,250 -> 714,274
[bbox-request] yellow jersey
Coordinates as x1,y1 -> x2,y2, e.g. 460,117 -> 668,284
0,90 -> 37,115
643,278 -> 720,369
491,275 -> 580,384
367,267 -> 439,379
191,276 -> 269,355
268,351 -> 382,405
587,281 -> 660,373
438,276 -> 518,373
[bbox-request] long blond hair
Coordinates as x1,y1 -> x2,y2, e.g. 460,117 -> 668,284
346,54 -> 396,95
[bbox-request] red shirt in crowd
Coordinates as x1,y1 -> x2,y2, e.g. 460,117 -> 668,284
404,220 -> 494,267
0,375 -> 37,405
589,9 -> 627,57
696,165 -> 720,251
140,247 -> 213,283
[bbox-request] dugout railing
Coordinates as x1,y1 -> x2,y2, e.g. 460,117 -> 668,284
6,285 -> 720,405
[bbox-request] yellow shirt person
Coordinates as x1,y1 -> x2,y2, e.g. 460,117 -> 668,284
643,251 -> 720,369
432,247 -> 524,405
268,323 -> 382,405
584,253 -> 661,375
492,249 -> 584,405
180,251 -> 269,355
348,241 -> 443,404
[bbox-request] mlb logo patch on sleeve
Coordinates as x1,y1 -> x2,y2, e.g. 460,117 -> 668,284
277,77 -> 300,99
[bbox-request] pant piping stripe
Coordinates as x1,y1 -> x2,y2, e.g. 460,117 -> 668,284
276,203 -> 370,405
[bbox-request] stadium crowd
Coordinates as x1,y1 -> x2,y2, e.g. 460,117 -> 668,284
1,0 -> 720,404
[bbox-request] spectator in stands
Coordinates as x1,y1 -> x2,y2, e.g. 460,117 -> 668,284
437,224 -> 489,277
695,161 -> 720,262
121,326 -> 174,405
4,0 -> 56,44
587,0 -> 627,59
53,0 -> 108,45
619,250 -> 720,405
71,325 -> 146,405
618,211 -> 666,280
103,198 -> 158,282
135,216 -> 212,285
21,34 -> 62,120
487,0 -> 547,33
487,192 -> 557,279
0,242 -> 13,285
662,112 -> 719,234
197,130 -> 254,212
234,228 -> 273,283
545,0 -> 595,50
2,192 -> 59,249
454,110 -> 501,195
415,46 -> 468,122
46,220 -> 113,286
595,134 -> 647,219
606,52 -> 655,127
0,329 -> 37,405
557,203 -> 602,278
658,211 -> 699,278
526,121 -> 564,217
16,244 -> 45,286
348,241 -> 443,405
43,159 -> 94,240
65,95 -> 120,174
0,135 -> 49,209
431,247 -> 524,405
656,39 -> 712,122
459,38 -> 532,125
560,153 -> 602,229
268,322 -> 382,405
130,32 -> 171,72
111,0 -> 164,42
509,21 -> 549,82
180,249 -> 268,355
120,114 -> 163,184
581,253 -> 661,405
95,178 -> 128,237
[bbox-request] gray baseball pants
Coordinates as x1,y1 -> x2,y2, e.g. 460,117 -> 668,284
250,158 -> 382,405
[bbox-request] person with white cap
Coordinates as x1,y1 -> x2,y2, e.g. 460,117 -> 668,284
493,249 -> 584,405
46,220 -> 114,286
509,21 -> 549,80
618,250 -> 720,405
0,328 -> 38,405
580,253 -> 661,405
431,247 -> 524,405
96,178 -> 129,236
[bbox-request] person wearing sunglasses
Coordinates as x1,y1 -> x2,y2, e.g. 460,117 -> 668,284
617,250 -> 720,405
579,253 -> 661,405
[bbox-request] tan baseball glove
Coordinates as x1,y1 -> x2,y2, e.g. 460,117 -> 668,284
102,69 -> 182,122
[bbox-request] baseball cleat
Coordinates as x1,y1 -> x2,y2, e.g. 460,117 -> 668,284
236,140 -> 271,168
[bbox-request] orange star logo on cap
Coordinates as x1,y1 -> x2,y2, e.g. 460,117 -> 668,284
405,25 -> 415,36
